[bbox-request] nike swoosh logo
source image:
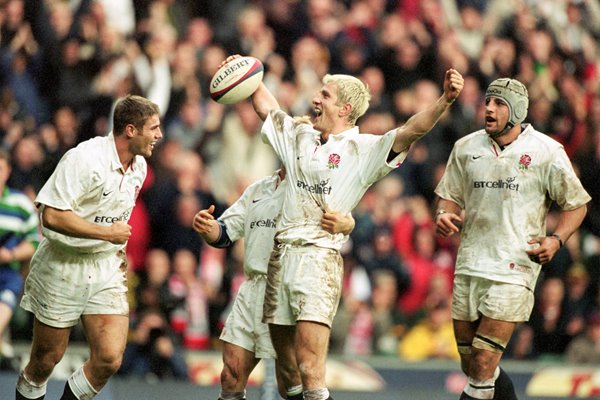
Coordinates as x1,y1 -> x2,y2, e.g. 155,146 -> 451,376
472,155 -> 483,160
252,199 -> 261,203
103,191 -> 113,196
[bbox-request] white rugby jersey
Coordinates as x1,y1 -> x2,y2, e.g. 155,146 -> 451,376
219,171 -> 285,276
435,124 -> 591,290
261,109 -> 406,250
35,132 -> 147,253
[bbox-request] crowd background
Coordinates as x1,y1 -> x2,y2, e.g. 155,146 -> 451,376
1,0 -> 600,381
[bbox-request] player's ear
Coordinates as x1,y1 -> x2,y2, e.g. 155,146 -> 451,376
339,103 -> 352,119
125,123 -> 137,138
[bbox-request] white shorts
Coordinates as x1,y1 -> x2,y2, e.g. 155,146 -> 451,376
451,274 -> 535,323
263,244 -> 343,328
220,274 -> 275,359
20,240 -> 129,328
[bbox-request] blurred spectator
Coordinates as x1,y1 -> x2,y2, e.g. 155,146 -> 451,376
526,277 -> 571,359
7,135 -> 45,199
565,310 -> 600,364
576,125 -> 600,237
145,149 -> 223,255
330,261 -> 374,356
371,270 -> 410,356
168,248 -> 210,350
208,100 -> 278,204
134,248 -> 178,319
563,263 -> 593,340
398,298 -> 459,361
0,148 -> 39,369
361,226 -> 411,298
119,309 -> 189,381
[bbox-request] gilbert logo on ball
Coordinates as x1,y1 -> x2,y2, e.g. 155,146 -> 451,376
210,56 -> 264,105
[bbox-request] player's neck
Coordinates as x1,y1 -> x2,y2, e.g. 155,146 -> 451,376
494,125 -> 523,149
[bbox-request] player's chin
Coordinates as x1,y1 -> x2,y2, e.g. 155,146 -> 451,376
141,147 -> 154,157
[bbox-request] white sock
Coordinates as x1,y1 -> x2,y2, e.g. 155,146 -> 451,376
287,385 -> 303,396
67,366 -> 99,400
303,387 -> 330,400
16,371 -> 47,399
463,375 -> 495,399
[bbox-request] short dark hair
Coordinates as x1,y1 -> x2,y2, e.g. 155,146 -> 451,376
112,95 -> 159,135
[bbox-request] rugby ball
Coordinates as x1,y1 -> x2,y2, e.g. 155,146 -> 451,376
209,56 -> 264,105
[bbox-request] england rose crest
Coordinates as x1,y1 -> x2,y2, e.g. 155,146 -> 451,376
519,154 -> 531,170
327,153 -> 341,169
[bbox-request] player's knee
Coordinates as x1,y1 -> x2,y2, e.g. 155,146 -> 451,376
91,352 -> 123,377
29,349 -> 64,378
468,351 -> 498,380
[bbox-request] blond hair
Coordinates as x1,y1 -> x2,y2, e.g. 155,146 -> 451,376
323,74 -> 371,125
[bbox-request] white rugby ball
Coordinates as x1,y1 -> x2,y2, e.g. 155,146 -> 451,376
209,56 -> 264,105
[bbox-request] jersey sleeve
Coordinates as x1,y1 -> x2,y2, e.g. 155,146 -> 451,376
218,179 -> 262,243
34,148 -> 95,211
434,145 -> 466,209
547,147 -> 591,210
359,130 -> 408,186
261,110 -> 314,166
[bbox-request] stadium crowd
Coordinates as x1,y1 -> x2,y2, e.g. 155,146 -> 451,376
2,0 -> 600,380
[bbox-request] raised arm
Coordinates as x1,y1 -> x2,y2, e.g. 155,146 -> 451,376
251,81 -> 280,121
392,68 -> 464,153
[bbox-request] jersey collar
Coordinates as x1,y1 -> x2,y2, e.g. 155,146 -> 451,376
329,126 -> 359,141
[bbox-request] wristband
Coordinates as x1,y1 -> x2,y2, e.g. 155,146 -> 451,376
550,233 -> 563,248
435,209 -> 447,221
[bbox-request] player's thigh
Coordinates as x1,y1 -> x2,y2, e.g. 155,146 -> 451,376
29,318 -> 71,365
295,320 -> 330,364
81,314 -> 129,361
475,316 -> 516,350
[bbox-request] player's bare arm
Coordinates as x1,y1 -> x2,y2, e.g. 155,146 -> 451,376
192,204 -> 221,243
321,212 -> 355,235
392,68 -> 464,154
526,205 -> 587,264
435,198 -> 463,237
41,206 -> 131,244
251,82 -> 280,121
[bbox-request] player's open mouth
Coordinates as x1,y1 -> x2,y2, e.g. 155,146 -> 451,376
312,108 -> 322,120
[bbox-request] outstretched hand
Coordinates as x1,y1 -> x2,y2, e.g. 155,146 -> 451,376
192,205 -> 216,235
444,68 -> 464,104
